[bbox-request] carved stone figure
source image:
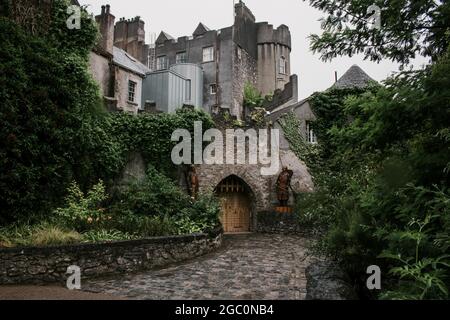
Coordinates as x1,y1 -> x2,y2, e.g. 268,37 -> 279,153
186,165 -> 199,200
276,167 -> 293,206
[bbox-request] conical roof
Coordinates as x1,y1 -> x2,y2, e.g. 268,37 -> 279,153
333,65 -> 376,89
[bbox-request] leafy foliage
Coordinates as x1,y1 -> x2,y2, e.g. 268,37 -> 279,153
379,211 -> 450,300
111,166 -> 192,218
243,82 -> 264,109
305,0 -> 450,64
54,180 -> 109,232
111,167 -> 221,231
0,2 -> 106,224
282,46 -> 450,298
108,108 -> 214,176
0,0 -> 215,225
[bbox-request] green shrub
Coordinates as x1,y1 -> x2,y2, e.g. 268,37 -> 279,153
110,211 -> 177,237
110,170 -> 220,234
82,229 -> 135,242
0,224 -> 34,248
111,167 -> 191,218
54,180 -> 109,231
244,82 -> 261,107
177,193 -> 221,230
174,216 -> 210,235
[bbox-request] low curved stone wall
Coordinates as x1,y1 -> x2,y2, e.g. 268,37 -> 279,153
0,228 -> 223,285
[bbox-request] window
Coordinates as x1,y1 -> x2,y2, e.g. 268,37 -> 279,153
202,46 -> 214,62
210,84 -> 217,95
176,51 -> 187,64
156,55 -> 168,70
279,56 -> 287,74
306,121 -> 317,144
128,80 -> 137,102
185,80 -> 191,101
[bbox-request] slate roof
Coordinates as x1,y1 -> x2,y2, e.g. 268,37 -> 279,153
265,98 -> 309,122
332,64 -> 376,89
112,47 -> 150,76
156,31 -> 175,44
266,65 -> 375,122
193,23 -> 210,37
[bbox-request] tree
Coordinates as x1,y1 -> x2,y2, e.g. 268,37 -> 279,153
0,1 -> 105,224
305,0 -> 450,64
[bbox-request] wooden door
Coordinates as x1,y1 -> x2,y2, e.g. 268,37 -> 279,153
217,177 -> 251,233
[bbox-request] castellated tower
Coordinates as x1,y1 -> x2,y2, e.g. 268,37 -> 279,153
114,16 -> 149,66
233,1 -> 292,97
256,23 -> 292,95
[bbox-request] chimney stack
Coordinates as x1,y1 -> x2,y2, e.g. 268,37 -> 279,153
335,71 -> 338,83
95,4 -> 115,55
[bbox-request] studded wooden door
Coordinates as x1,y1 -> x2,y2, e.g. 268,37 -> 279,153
216,176 -> 251,233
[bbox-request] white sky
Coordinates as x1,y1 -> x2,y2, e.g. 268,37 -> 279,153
79,0 -> 429,99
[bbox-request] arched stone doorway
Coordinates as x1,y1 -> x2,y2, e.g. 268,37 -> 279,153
215,175 -> 254,233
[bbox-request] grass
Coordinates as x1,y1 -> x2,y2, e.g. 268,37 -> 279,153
0,223 -> 82,248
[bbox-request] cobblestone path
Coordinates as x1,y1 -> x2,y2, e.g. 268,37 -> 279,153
83,234 -> 312,300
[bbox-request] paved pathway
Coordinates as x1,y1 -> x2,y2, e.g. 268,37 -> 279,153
0,285 -> 123,300
83,234 -> 312,300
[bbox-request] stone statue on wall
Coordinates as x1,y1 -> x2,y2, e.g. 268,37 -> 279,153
186,165 -> 199,200
276,167 -> 293,206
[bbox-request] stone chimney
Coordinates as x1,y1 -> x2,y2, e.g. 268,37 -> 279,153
114,16 -> 148,65
234,0 -> 255,23
95,4 -> 115,55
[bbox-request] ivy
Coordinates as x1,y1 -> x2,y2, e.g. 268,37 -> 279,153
0,2 -> 214,225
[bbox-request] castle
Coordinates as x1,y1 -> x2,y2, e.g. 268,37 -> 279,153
152,1 -> 297,117
90,1 -> 298,118
88,2 -> 375,233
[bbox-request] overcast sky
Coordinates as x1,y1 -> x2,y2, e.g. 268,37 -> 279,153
79,0 -> 429,99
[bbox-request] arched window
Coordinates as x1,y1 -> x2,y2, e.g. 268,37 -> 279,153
279,56 -> 287,74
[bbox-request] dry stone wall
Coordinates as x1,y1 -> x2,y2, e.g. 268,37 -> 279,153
0,228 -> 222,285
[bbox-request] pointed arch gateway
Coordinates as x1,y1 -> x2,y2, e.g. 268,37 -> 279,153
214,175 -> 255,233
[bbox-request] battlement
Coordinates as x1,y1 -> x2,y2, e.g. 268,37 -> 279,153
256,22 -> 291,50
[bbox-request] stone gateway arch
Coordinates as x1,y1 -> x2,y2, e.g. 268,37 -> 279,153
197,149 -> 314,232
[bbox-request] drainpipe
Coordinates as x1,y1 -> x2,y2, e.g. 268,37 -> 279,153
215,32 -> 220,109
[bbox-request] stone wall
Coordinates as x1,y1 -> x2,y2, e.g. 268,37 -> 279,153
0,228 -> 222,285
89,51 -> 112,97
232,43 -> 257,119
256,211 -> 303,234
